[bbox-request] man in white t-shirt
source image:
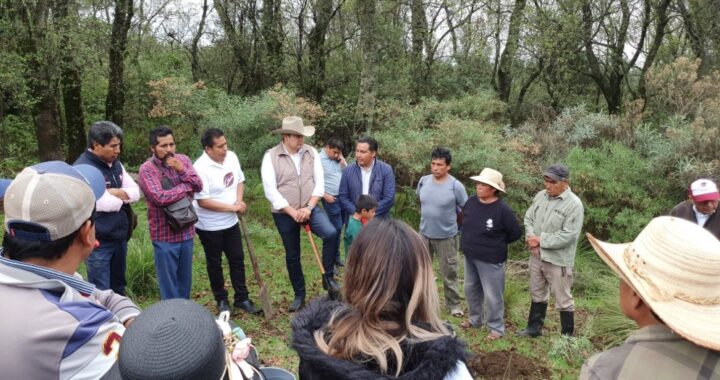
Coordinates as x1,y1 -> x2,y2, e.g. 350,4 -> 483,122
194,128 -> 260,315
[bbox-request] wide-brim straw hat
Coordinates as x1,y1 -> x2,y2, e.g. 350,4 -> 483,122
469,168 -> 506,193
586,216 -> 720,351
272,116 -> 315,137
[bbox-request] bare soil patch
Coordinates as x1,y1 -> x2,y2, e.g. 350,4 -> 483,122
468,348 -> 552,379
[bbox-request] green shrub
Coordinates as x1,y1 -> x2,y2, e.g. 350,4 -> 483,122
566,142 -> 674,241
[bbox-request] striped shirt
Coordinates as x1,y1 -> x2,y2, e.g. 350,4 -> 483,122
0,252 -> 95,295
138,154 -> 203,242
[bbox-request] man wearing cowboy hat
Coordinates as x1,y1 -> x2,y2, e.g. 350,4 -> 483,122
669,178 -> 720,239
518,163 -> 584,337
416,147 -> 468,317
261,116 -> 340,312
581,216 -> 720,379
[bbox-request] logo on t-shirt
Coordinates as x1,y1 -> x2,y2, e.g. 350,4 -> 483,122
224,172 -> 234,188
486,218 -> 493,230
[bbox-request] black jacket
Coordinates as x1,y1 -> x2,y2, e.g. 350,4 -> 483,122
74,150 -> 129,241
291,298 -> 470,380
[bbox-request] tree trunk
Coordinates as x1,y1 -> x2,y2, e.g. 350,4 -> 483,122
262,0 -> 284,86
355,0 -> 378,133
410,0 -> 428,103
496,0 -> 527,102
191,0 -> 209,82
638,0 -> 671,100
306,0 -> 333,102
55,0 -> 86,163
105,0 -> 134,126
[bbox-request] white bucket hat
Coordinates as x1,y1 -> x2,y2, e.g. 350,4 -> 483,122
272,116 -> 315,137
470,168 -> 506,193
586,216 -> 720,351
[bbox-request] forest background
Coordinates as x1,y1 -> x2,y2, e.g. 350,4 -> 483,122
1,0 -> 720,378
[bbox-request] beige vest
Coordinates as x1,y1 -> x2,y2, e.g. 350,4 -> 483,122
269,143 -> 316,212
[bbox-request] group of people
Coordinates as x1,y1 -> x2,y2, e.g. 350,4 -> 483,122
1,114 -> 720,379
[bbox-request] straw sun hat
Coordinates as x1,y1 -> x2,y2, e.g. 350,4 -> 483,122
586,216 -> 720,351
470,168 -> 506,193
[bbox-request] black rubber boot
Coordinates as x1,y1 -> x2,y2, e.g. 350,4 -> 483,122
516,301 -> 548,337
560,311 -> 574,336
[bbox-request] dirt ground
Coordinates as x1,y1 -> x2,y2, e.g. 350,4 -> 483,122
468,348 -> 552,379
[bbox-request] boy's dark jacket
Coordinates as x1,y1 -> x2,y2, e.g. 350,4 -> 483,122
291,298 -> 470,379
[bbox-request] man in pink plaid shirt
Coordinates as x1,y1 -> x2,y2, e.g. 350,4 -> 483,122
138,126 -> 202,299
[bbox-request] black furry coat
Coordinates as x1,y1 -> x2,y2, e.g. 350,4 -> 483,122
291,298 -> 471,380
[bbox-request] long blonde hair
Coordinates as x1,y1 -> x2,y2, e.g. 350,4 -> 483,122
314,218 -> 450,376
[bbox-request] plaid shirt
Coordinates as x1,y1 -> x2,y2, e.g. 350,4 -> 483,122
138,154 -> 202,242
580,324 -> 720,379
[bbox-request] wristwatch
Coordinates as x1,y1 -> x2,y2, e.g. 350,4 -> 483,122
306,203 -> 315,211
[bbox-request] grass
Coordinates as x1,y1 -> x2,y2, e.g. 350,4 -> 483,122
1,175 -> 632,379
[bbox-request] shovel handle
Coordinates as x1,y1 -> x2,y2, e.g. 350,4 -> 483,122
239,216 -> 264,287
304,224 -> 326,275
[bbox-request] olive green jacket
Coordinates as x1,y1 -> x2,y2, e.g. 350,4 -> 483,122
524,187 -> 584,267
580,324 -> 720,379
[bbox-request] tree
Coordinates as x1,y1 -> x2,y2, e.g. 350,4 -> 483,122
105,0 -> 134,125
496,0 -> 527,102
355,0 -> 378,131
581,0 -> 651,114
55,0 -> 86,162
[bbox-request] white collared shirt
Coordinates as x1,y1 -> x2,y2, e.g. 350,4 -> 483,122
361,160 -> 375,195
694,205 -> 711,227
261,144 -> 325,210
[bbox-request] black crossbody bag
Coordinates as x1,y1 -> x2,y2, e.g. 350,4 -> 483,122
152,160 -> 198,231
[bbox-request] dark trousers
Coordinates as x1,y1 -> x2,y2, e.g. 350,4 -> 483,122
272,208 -> 338,299
196,224 -> 249,303
86,239 -> 128,295
321,199 -> 344,260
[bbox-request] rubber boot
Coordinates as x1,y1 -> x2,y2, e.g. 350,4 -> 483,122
516,301 -> 548,337
560,311 -> 574,336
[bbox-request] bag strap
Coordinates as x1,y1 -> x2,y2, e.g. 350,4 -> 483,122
150,158 -> 174,190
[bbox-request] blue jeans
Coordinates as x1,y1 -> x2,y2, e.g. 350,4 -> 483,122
86,239 -> 128,295
152,239 -> 194,300
321,199 -> 344,261
272,207 -> 338,299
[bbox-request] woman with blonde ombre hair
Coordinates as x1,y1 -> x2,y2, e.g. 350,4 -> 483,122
291,218 -> 473,379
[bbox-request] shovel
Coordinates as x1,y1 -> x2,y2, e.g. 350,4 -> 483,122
303,224 -> 338,298
239,216 -> 274,319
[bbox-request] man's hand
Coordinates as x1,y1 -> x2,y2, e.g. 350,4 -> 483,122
165,156 -> 185,172
323,193 -> 336,203
107,188 -> 130,201
296,207 -> 312,223
530,246 -> 541,258
234,200 -> 247,214
338,154 -> 347,168
527,235 -> 540,248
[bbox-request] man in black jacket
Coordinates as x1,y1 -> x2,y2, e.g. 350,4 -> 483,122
74,121 -> 140,295
669,178 -> 720,239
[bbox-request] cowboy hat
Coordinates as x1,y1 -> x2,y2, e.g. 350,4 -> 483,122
272,116 -> 315,137
586,216 -> 720,351
469,168 -> 506,193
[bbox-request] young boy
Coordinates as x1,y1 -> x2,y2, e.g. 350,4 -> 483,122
344,195 -> 378,257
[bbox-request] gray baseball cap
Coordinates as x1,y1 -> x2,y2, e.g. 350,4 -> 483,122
543,164 -> 570,182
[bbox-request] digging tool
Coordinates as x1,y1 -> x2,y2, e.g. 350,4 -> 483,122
303,224 -> 339,299
239,216 -> 274,319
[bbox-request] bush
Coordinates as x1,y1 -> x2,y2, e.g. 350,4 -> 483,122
566,142 -> 674,241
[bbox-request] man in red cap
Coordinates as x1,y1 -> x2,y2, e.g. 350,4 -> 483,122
669,178 -> 720,239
